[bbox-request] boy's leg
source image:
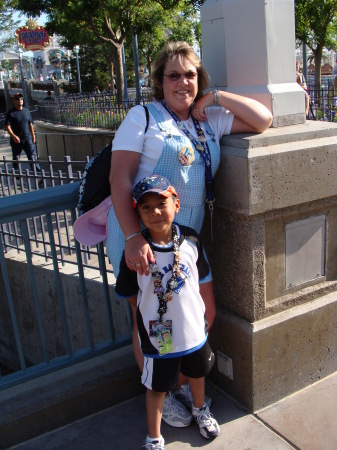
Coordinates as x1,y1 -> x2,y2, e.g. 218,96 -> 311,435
189,376 -> 220,439
181,343 -> 219,440
128,297 -> 193,428
143,356 -> 193,429
146,389 -> 166,439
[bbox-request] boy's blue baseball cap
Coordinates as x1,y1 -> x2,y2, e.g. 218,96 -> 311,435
133,175 -> 178,208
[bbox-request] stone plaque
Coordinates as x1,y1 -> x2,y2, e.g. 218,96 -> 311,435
285,216 -> 326,288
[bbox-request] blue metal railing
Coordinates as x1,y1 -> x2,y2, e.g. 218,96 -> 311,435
0,182 -> 131,390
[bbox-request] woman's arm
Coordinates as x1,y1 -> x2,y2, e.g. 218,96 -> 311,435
193,90 -> 273,134
109,150 -> 154,275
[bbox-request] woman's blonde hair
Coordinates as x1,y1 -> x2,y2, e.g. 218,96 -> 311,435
151,41 -> 210,101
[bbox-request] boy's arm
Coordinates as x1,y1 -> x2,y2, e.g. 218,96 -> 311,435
199,281 -> 216,330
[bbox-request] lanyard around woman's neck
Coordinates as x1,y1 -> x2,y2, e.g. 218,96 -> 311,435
161,100 -> 215,238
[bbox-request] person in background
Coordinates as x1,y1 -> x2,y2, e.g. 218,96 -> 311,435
328,75 -> 337,112
5,92 -> 42,182
108,41 -> 272,429
44,90 -> 54,101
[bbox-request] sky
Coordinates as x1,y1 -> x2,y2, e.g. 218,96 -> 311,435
14,12 -> 48,27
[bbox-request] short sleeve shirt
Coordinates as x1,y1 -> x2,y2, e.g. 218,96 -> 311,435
111,100 -> 234,185
5,107 -> 33,142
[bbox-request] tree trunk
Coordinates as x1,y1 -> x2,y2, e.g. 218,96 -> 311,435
314,46 -> 323,108
112,43 -> 124,104
314,46 -> 323,91
147,54 -> 152,80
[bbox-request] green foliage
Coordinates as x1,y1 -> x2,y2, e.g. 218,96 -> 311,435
15,0 -> 201,98
127,1 -> 201,83
0,0 -> 20,51
68,44 -> 112,93
295,0 -> 337,87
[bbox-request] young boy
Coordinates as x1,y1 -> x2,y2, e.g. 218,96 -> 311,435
115,175 -> 220,450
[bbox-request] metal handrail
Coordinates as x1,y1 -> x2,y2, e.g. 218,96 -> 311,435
0,183 -> 131,390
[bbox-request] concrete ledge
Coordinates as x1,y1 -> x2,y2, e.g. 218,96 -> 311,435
217,122 -> 337,215
0,345 -> 144,449
34,121 -> 115,161
220,121 -> 337,150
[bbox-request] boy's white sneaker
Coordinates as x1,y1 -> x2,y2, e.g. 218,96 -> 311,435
192,404 -> 220,439
162,391 -> 193,427
174,382 -> 213,411
144,435 -> 165,449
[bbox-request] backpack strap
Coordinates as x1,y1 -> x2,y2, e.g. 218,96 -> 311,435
143,104 -> 149,133
77,104 -> 150,214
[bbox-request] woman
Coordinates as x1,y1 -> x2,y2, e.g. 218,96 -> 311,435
108,41 -> 272,428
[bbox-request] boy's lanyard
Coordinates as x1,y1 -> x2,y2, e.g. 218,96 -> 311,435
144,224 -> 181,322
161,100 -> 215,211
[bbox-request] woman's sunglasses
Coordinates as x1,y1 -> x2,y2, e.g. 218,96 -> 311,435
164,71 -> 198,82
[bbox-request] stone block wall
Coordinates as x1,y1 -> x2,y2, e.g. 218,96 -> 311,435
201,121 -> 337,410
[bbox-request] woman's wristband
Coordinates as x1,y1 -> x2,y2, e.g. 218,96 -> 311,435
124,231 -> 142,243
213,90 -> 220,105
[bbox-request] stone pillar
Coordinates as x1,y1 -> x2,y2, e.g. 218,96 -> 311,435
201,0 -> 305,127
200,0 -> 337,411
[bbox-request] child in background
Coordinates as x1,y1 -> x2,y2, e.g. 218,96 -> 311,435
115,175 -> 220,450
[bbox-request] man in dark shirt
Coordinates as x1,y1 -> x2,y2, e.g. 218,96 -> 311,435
5,92 -> 41,175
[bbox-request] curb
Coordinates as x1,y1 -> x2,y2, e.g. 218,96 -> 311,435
0,346 -> 144,449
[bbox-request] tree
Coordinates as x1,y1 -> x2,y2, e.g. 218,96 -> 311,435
295,0 -> 337,89
15,0 -> 202,101
0,0 -> 20,51
129,2 -> 201,83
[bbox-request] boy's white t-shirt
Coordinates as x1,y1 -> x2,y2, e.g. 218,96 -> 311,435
115,224 -> 210,357
111,100 -> 234,185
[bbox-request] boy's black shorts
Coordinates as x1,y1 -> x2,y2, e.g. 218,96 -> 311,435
141,340 -> 215,392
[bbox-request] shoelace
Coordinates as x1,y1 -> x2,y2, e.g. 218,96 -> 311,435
143,441 -> 163,449
168,394 -> 185,412
194,407 -> 213,424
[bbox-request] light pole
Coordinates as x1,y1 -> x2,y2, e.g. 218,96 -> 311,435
5,59 -> 9,78
122,44 -> 128,100
73,45 -> 82,94
59,53 -> 62,79
132,28 -> 141,105
18,47 -> 27,106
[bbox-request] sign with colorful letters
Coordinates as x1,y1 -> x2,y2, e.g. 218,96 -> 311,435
15,19 -> 50,51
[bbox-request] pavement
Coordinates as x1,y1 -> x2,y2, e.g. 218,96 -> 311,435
8,371 -> 337,450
